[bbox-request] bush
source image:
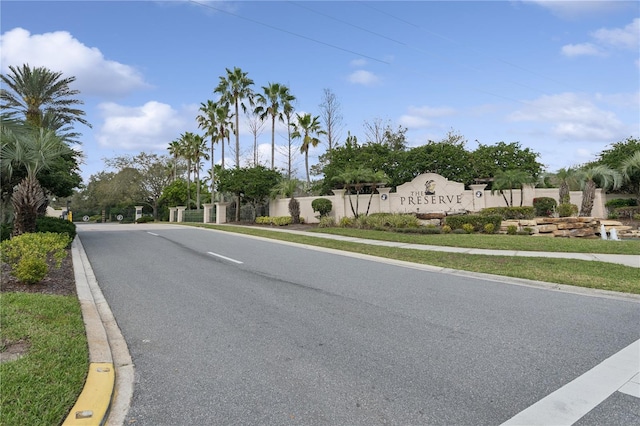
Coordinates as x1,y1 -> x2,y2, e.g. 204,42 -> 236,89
1,232 -> 71,284
452,229 -> 467,234
136,216 -> 155,223
36,216 -> 77,241
444,214 -> 502,232
557,203 -> 578,218
1,223 -> 12,242
533,197 -> 557,217
254,216 -> 304,226
462,223 -> 474,234
318,216 -> 336,228
441,225 -> 452,234
507,225 -> 518,235
311,198 -> 333,217
614,206 -> 640,220
483,223 -> 495,234
354,213 -> 420,230
394,227 -> 442,234
480,207 -> 535,220
339,217 -> 353,228
605,198 -> 638,209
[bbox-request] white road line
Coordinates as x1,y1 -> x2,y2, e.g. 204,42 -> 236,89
502,339 -> 640,425
207,251 -> 243,264
147,232 -> 159,236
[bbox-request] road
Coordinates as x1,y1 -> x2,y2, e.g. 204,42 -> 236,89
77,223 -> 640,425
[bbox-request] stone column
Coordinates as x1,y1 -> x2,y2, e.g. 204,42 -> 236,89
176,206 -> 187,223
215,202 -> 229,224
331,189 -> 347,220
378,187 -> 391,214
169,207 -> 177,222
203,203 -> 214,224
469,184 -> 487,213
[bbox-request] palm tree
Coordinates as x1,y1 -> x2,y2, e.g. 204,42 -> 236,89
291,113 -> 325,187
254,83 -> 295,169
1,126 -> 71,235
167,139 -> 182,182
490,169 -> 534,207
553,167 -> 579,204
282,92 -> 297,178
620,151 -> 640,203
214,67 -> 254,169
182,133 -> 209,210
270,178 -> 302,224
577,165 -> 622,217
1,64 -> 90,129
333,166 -> 384,218
196,100 -> 220,199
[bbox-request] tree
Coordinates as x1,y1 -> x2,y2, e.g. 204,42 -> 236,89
245,108 -> 266,167
282,92 -> 297,178
103,153 -> 173,219
551,167 -> 580,204
1,126 -> 72,235
182,133 -> 208,210
167,140 -> 183,182
472,141 -> 543,182
577,165 -> 622,216
490,169 -> 534,207
196,100 -> 220,197
1,64 -> 90,129
255,83 -> 294,169
270,178 -> 302,224
318,88 -> 344,156
217,166 -> 281,221
291,113 -> 325,187
333,166 -> 387,218
214,67 -> 254,169
620,151 -> 640,203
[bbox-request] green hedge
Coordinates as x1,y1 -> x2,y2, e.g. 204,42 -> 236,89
444,214 -> 502,232
480,206 -> 535,220
533,197 -> 557,217
255,216 -> 304,226
36,216 -> 77,241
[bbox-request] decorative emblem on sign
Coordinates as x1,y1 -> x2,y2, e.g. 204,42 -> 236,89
425,180 -> 436,195
381,194 -> 388,200
475,191 -> 483,198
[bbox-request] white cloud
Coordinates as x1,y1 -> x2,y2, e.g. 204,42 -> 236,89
349,58 -> 367,67
592,18 -> 639,50
96,101 -> 193,150
509,93 -> 624,141
0,27 -> 149,97
399,105 -> 455,129
347,70 -> 380,86
561,19 -> 640,58
561,43 -> 604,57
523,0 -> 629,19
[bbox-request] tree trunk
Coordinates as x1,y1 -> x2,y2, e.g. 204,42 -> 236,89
559,181 -> 570,204
579,180 -> 596,216
11,176 -> 46,236
288,197 -> 300,224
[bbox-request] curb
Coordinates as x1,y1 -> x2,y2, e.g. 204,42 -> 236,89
62,237 -> 133,425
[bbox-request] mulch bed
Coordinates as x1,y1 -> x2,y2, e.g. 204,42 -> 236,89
1,249 -> 76,296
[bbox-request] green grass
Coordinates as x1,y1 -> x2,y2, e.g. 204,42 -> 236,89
187,224 -> 640,294
0,292 -> 88,426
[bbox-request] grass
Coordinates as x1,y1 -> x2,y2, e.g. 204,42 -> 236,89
0,292 -> 88,426
186,223 -> 640,294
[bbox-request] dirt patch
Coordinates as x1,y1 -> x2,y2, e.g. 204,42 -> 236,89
0,248 -> 76,296
0,339 -> 31,363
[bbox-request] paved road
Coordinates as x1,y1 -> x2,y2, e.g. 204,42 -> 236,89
77,223 -> 640,425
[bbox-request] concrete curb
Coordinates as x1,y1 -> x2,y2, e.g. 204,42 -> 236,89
62,237 -> 133,426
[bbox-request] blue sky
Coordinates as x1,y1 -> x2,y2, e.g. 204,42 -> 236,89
1,1 -> 639,184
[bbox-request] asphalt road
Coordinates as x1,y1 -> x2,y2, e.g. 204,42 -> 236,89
77,224 -> 640,425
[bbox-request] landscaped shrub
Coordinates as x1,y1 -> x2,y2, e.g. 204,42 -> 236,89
318,216 -> 336,228
1,223 -> 12,242
394,227 -> 442,234
614,206 -> 640,220
483,223 -> 495,234
533,197 -> 557,217
480,206 -> 535,220
444,214 -> 502,232
339,217 -> 353,228
557,203 -> 578,217
462,223 -> 474,233
255,216 -> 304,226
36,216 -> 77,241
506,225 -> 518,235
441,225 -> 452,233
354,213 -> 420,230
136,216 -> 155,223
605,198 -> 638,209
311,198 -> 333,217
1,232 -> 71,284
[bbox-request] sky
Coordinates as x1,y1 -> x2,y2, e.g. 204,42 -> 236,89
1,0 -> 639,184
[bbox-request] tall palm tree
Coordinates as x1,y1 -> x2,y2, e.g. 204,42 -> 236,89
282,91 -> 297,178
291,113 -> 325,187
621,151 -> 640,203
1,64 -> 90,129
214,67 -> 254,169
167,139 -> 182,182
1,126 -> 71,235
577,165 -> 622,217
196,100 -> 220,199
490,169 -> 534,207
254,83 -> 295,170
333,166 -> 381,218
553,167 -> 579,204
182,133 -> 209,210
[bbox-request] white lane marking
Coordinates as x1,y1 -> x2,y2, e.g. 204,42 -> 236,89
619,372 -> 640,397
207,251 -> 243,264
147,232 -> 159,236
502,339 -> 640,425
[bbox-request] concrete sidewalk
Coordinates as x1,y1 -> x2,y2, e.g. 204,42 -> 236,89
228,226 -> 640,268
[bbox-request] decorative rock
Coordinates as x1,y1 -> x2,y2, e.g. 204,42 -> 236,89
538,224 -> 558,233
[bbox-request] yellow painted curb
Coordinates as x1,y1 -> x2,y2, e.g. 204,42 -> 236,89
62,362 -> 114,425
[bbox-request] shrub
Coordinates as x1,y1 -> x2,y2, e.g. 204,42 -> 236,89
318,216 -> 336,228
533,197 -> 557,217
1,223 -> 12,242
1,232 -> 71,284
483,223 -> 495,234
441,225 -> 452,234
557,203 -> 578,218
394,227 -> 442,234
480,207 -> 535,220
507,225 -> 518,235
452,229 -> 467,234
339,217 -> 353,228
462,223 -> 474,234
36,216 -> 77,241
136,216 -> 155,223
311,198 -> 333,217
614,206 -> 640,220
355,213 -> 420,230
605,198 -> 638,209
444,214 -> 502,232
